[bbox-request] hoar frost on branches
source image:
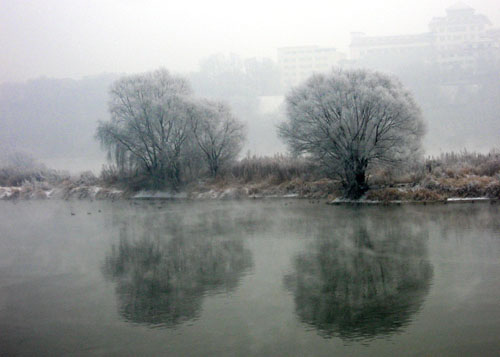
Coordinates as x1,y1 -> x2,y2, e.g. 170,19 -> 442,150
96,68 -> 245,189
96,69 -> 193,188
279,69 -> 426,199
191,101 -> 245,178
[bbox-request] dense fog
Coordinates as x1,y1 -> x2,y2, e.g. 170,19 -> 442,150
1,1 -> 499,173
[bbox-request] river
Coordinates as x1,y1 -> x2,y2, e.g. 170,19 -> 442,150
0,200 -> 499,356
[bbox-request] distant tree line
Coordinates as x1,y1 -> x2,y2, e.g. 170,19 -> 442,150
189,54 -> 282,99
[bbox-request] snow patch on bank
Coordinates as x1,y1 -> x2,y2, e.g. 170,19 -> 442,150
446,197 -> 490,201
327,196 -> 495,205
133,191 -> 188,199
0,186 -> 124,200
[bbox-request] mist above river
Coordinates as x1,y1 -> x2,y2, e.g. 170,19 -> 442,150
0,200 -> 499,355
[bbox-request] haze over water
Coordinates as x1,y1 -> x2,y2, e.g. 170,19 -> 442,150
0,200 -> 499,356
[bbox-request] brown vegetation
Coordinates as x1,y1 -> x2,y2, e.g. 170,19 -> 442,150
230,154 -> 320,184
2,150 -> 500,201
363,150 -> 500,201
420,151 -> 500,199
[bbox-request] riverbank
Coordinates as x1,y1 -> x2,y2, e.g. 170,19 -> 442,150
2,151 -> 500,204
0,178 -> 333,201
0,185 -> 124,200
328,197 -> 497,206
2,173 -> 500,204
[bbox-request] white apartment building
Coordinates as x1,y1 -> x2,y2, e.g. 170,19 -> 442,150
349,32 -> 433,61
429,2 -> 493,70
349,2 -> 499,73
277,46 -> 346,88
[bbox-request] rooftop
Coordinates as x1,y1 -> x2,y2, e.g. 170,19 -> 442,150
350,33 -> 432,47
447,2 -> 474,12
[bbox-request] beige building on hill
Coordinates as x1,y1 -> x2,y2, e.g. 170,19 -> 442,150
430,2 -> 493,71
277,3 -> 499,88
349,32 -> 433,61
349,2 -> 499,74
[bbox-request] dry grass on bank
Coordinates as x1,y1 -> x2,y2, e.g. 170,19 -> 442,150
428,150 -> 500,178
420,151 -> 500,199
191,155 -> 340,198
2,150 -> 500,201
365,151 -> 500,200
230,154 -> 321,184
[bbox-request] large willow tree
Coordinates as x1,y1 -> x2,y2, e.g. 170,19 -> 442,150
96,69 -> 244,188
279,69 -> 426,199
96,69 -> 193,188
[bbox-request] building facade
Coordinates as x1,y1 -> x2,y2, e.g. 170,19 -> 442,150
349,2 -> 499,75
429,3 -> 493,71
350,32 -> 433,62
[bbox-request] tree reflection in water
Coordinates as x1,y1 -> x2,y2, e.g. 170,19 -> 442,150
103,216 -> 253,328
284,212 -> 433,341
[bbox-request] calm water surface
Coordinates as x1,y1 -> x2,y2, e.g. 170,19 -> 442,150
0,200 -> 499,356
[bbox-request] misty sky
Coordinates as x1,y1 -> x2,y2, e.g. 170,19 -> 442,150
1,0 -> 500,83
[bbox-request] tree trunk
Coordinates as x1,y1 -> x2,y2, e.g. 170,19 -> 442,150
344,164 -> 369,199
210,161 -> 219,178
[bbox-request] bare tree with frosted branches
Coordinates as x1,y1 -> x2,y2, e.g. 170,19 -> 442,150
191,101 -> 245,177
96,68 -> 195,188
279,69 -> 425,199
96,68 -> 246,188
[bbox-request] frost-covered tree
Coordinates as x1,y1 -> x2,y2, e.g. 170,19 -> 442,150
191,101 -> 245,177
279,69 -> 425,199
96,68 -> 247,188
96,69 -> 195,188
